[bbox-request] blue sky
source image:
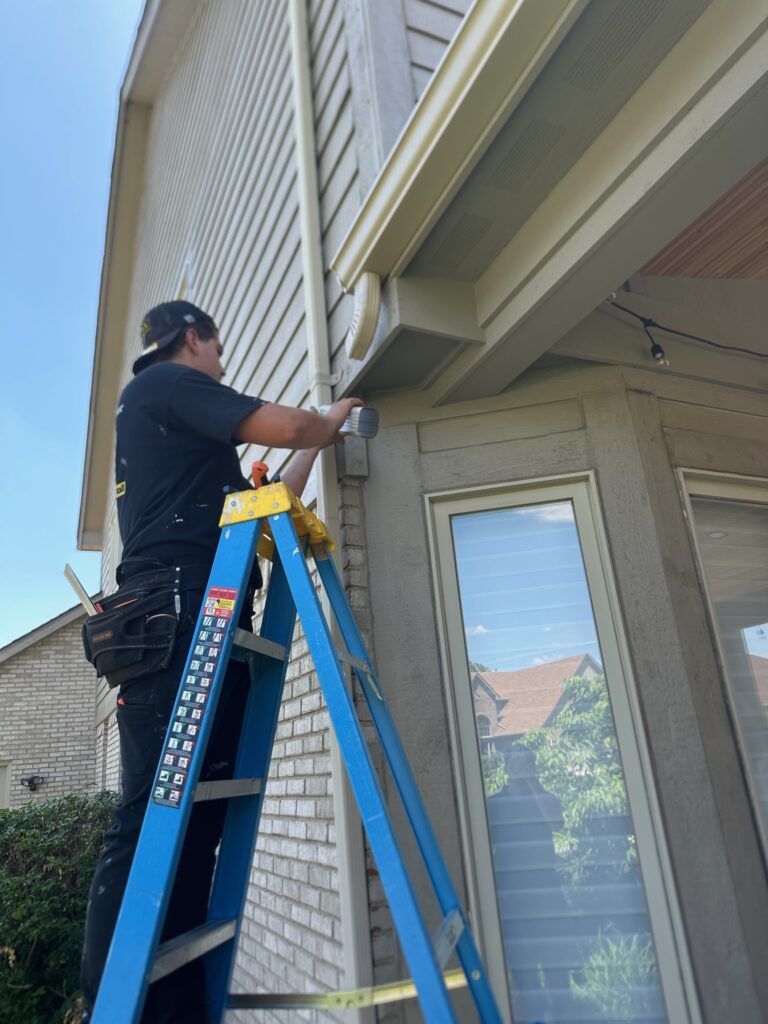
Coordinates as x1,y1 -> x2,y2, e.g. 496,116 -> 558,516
0,2 -> 144,647
452,502 -> 603,672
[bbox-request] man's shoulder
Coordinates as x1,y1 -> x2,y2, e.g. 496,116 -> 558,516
119,363 -> 192,403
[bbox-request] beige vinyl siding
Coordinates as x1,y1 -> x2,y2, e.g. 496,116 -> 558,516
404,0 -> 471,98
116,2 -> 306,480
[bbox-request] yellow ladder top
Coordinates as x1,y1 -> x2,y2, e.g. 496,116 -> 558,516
219,482 -> 334,559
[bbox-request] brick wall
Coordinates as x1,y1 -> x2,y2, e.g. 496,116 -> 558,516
0,616 -> 97,809
229,566 -> 345,1024
341,479 -> 403,1024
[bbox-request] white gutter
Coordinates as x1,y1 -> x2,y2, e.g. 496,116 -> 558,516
331,0 -> 587,289
288,2 -> 373,1017
330,0 -> 587,361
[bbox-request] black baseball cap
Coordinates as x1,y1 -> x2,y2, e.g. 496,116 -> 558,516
133,300 -> 217,374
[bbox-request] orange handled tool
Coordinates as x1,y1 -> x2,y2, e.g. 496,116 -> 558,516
251,461 -> 270,488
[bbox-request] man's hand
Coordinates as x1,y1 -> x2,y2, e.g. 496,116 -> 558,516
233,397 -> 364,449
318,398 -> 364,446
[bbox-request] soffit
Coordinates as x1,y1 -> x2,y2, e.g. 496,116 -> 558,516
408,0 -> 714,282
641,156 -> 768,279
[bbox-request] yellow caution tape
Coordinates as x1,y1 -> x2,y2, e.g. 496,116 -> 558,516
228,967 -> 468,1011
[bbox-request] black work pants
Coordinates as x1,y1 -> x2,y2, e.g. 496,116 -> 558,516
80,585 -> 251,1023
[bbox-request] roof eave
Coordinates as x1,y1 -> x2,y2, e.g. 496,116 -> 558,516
330,0 -> 589,293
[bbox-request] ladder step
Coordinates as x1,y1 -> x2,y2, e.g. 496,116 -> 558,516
337,650 -> 371,674
230,628 -> 286,663
194,777 -> 262,802
433,909 -> 464,968
150,919 -> 237,983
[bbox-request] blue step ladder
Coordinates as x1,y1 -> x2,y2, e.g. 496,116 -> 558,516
91,480 -> 503,1023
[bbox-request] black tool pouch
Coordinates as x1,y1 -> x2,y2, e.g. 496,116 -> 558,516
82,588 -> 179,689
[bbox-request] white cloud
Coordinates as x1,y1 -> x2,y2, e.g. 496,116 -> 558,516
516,503 -> 574,524
465,625 -> 489,636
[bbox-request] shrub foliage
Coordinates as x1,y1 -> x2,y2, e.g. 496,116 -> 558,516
0,791 -> 118,1024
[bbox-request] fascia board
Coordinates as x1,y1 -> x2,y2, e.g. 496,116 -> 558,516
330,0 -> 589,293
77,101 -> 150,551
77,0 -> 204,551
430,0 -> 768,402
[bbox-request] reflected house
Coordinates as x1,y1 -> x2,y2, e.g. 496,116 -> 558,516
472,654 -> 603,753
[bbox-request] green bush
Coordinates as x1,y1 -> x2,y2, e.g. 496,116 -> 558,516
0,791 -> 118,1024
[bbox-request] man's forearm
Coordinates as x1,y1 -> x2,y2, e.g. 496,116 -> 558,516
280,447 -> 322,498
234,398 -> 363,449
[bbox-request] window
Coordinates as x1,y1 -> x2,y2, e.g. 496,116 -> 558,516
429,476 -> 695,1024
683,472 -> 768,862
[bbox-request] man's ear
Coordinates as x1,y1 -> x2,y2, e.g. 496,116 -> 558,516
183,327 -> 199,354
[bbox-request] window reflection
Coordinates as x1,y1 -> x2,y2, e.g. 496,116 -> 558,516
452,502 -> 666,1023
690,496 -> 768,851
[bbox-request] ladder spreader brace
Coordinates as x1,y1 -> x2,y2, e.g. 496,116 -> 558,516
92,482 -> 504,1023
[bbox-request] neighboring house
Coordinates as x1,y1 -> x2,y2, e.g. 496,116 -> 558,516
473,653 -> 602,747
78,1 -> 768,1022
0,604 -> 98,809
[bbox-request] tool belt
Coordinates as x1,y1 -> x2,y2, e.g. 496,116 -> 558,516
81,563 -> 211,689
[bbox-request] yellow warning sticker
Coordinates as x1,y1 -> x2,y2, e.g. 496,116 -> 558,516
215,599 -> 235,610
116,482 -> 126,498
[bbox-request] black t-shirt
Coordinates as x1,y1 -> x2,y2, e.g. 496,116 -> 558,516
115,363 -> 266,570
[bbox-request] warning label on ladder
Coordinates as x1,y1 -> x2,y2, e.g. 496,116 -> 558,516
152,585 -> 239,807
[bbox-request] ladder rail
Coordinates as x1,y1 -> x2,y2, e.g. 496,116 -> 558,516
270,512 -> 459,1022
202,554 -> 298,1022
313,545 -> 505,1024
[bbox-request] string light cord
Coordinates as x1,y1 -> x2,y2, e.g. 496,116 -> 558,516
607,298 -> 768,360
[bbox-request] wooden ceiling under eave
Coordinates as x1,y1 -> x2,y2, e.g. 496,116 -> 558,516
642,155 -> 768,280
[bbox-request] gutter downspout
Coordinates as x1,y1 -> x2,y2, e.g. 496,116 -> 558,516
288,2 -> 374,1018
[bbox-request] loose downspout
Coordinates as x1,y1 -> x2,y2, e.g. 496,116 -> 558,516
288,2 -> 374,1018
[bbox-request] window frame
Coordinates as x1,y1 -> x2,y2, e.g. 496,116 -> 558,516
426,471 -> 699,1023
679,468 -> 768,867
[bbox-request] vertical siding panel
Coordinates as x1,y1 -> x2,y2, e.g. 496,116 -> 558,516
308,0 -> 360,361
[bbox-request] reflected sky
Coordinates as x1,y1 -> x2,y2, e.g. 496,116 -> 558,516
452,502 -> 601,670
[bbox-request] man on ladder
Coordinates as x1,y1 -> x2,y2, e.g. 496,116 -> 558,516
80,299 -> 362,1023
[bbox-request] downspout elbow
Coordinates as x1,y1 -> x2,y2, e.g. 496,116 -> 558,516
345,271 -> 382,361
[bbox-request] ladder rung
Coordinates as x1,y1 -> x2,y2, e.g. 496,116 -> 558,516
231,628 -> 286,663
433,909 -> 464,968
337,650 -> 371,674
228,967 -> 468,1011
194,777 -> 262,802
151,919 -> 237,983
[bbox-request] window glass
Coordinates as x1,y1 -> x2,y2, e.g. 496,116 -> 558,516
689,495 -> 768,849
452,500 -> 667,1023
